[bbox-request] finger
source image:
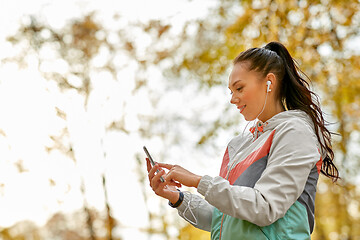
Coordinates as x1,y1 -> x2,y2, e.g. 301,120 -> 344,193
146,158 -> 152,172
157,163 -> 174,170
164,171 -> 182,188
164,170 -> 175,183
167,180 -> 182,188
151,169 -> 165,192
148,164 -> 159,182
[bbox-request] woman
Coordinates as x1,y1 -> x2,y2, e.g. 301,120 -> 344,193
146,41 -> 339,239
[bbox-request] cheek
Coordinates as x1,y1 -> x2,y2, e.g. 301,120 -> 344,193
243,87 -> 264,107
242,89 -> 256,103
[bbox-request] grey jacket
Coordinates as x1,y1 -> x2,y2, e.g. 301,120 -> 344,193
176,110 -> 324,238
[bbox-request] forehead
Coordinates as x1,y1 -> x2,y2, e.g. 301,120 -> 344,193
230,62 -> 249,75
228,63 -> 252,85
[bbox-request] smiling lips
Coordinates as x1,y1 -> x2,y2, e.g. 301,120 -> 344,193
237,105 -> 246,113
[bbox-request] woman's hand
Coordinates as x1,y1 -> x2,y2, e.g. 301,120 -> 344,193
146,158 -> 181,204
158,163 -> 202,188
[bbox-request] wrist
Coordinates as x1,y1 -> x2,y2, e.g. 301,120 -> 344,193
168,190 -> 184,208
169,190 -> 180,205
194,175 -> 202,188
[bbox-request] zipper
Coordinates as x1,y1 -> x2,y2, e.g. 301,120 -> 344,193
218,214 -> 225,239
219,160 -> 237,240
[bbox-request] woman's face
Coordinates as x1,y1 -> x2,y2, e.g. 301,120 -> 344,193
228,62 -> 268,121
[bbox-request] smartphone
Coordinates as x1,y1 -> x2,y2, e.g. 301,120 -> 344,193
143,146 -> 165,182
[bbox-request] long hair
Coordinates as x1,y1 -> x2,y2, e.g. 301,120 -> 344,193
233,41 -> 339,182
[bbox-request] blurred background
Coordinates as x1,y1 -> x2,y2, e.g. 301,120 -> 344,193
0,0 -> 359,239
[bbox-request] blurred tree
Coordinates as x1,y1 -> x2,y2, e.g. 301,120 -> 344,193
313,176 -> 360,240
0,221 -> 40,240
134,0 -> 360,239
5,11 -> 180,240
5,13 -> 124,240
178,224 -> 210,240
102,174 -> 117,240
0,209 -> 122,240
44,209 -> 123,240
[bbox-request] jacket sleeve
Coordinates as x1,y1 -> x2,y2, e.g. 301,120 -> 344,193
197,120 -> 321,226
176,191 -> 214,231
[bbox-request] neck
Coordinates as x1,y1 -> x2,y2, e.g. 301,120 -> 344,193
258,99 -> 285,122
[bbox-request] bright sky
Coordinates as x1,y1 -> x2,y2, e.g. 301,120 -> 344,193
0,0 -> 225,239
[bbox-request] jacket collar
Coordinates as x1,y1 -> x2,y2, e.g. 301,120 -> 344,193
249,120 -> 268,139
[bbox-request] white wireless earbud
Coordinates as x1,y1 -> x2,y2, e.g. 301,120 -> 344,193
266,81 -> 272,93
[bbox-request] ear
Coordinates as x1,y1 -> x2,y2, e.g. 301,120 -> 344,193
266,73 -> 277,92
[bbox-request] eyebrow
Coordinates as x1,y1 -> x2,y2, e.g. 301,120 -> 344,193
228,79 -> 242,89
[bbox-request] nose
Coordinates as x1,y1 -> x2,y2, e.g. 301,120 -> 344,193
230,94 -> 238,104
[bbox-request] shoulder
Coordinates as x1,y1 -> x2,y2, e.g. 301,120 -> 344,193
273,111 -> 316,137
271,111 -> 321,152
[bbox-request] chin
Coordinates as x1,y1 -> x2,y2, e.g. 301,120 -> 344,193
243,115 -> 256,121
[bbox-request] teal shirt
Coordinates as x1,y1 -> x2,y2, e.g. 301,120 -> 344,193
211,201 -> 311,240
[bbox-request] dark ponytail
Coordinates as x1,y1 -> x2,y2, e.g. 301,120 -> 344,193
233,41 -> 339,182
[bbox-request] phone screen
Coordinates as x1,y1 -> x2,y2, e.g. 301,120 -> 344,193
143,146 -> 165,182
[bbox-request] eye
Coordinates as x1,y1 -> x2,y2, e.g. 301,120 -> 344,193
230,86 -> 243,95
